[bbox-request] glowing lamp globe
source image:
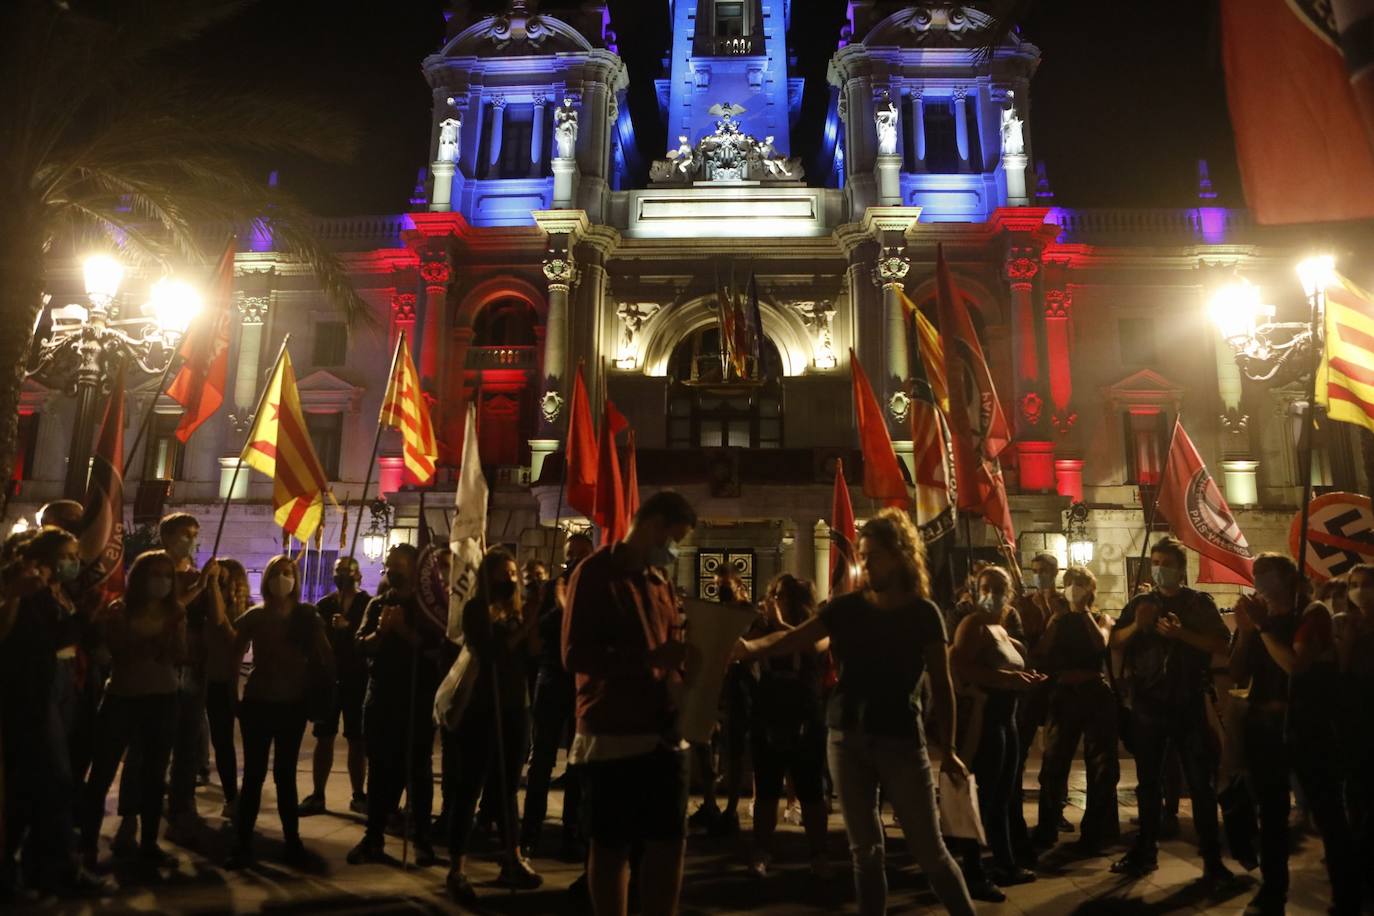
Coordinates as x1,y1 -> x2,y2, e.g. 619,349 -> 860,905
1296,255 -> 1336,299
147,278 -> 204,336
1068,536 -> 1094,567
82,254 -> 125,305
1208,280 -> 1264,344
362,527 -> 387,562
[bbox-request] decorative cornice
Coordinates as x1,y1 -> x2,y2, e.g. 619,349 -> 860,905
419,248 -> 451,286
236,294 -> 269,325
391,293 -> 418,323
1044,289 -> 1070,319
542,253 -> 577,290
874,252 -> 911,288
1005,250 -> 1040,284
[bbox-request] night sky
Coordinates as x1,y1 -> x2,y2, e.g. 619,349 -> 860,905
181,0 -> 1240,216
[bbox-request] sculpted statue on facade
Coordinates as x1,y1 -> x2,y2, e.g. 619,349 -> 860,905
875,92 -> 899,156
1001,90 -> 1025,157
648,104 -> 804,184
615,302 -> 660,365
436,116 -> 461,164
553,98 -> 578,160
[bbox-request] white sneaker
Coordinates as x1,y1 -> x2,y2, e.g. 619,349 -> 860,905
782,803 -> 803,826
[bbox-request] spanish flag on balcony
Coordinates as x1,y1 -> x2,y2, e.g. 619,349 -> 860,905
379,332 -> 438,486
241,346 -> 335,543
1317,273 -> 1374,433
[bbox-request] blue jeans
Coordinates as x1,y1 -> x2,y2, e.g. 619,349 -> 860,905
828,730 -> 974,916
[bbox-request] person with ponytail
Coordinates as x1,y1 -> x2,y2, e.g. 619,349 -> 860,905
738,509 -> 975,916
224,555 -> 333,869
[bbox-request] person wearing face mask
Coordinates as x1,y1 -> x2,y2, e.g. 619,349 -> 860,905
1339,565 -> 1374,896
299,556 -> 371,817
1230,553 -> 1359,915
1033,565 -> 1119,852
739,509 -> 975,916
222,554 -> 333,868
348,543 -> 444,868
520,532 -> 594,861
562,491 -> 698,916
1109,537 -> 1232,882
80,550 -> 190,869
204,558 -> 250,821
442,548 -> 543,902
0,527 -> 108,897
948,565 -> 1045,901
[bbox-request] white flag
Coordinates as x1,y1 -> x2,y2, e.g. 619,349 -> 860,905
447,404 -> 488,643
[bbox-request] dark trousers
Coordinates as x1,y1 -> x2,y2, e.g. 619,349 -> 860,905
167,676 -> 207,818
445,705 -> 528,856
1011,684 -> 1048,849
1130,697 -> 1221,862
959,699 -> 1020,880
205,680 -> 238,803
1037,680 -> 1120,844
81,692 -> 176,854
363,699 -> 434,846
1348,734 -> 1374,883
520,669 -> 579,848
3,694 -> 78,888
236,699 -> 306,850
1245,709 -> 1360,912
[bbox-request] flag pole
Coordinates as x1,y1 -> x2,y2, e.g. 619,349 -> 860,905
544,364 -> 579,571
123,350 -> 181,481
1131,420 -> 1178,595
1292,287 -> 1326,607
211,335 -> 291,558
349,331 -> 406,561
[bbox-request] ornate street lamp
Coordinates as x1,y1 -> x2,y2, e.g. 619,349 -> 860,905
28,254 -> 202,499
361,498 -> 394,562
1066,501 -> 1093,567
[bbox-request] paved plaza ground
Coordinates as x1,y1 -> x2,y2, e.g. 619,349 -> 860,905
12,732 -> 1347,915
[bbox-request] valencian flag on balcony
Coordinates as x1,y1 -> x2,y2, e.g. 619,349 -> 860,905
241,347 -> 334,543
849,350 -> 909,508
76,365 -> 126,602
1221,0 -> 1374,223
934,245 -> 1015,547
830,457 -> 858,596
166,240 -> 234,442
593,400 -> 631,546
379,332 -> 438,485
900,293 -> 956,543
1316,272 -> 1374,434
565,365 -> 598,519
447,403 -> 488,642
1157,418 -> 1254,586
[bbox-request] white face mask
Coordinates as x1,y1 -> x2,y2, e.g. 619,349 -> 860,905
147,577 -> 174,600
978,593 -> 1005,613
1066,584 -> 1090,607
267,575 -> 295,598
1152,565 -> 1183,590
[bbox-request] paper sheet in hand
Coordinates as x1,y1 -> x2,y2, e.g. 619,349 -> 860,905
938,771 -> 985,844
677,599 -> 758,744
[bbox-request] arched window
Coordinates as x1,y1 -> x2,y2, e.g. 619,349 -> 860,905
472,298 -> 538,347
666,327 -> 783,449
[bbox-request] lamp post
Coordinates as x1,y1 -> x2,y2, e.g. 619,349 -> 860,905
362,497 -> 394,562
1065,501 -> 1093,568
27,254 -> 202,499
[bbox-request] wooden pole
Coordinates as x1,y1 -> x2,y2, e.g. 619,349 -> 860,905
349,332 -> 406,561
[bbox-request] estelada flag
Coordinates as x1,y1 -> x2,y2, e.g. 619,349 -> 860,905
1222,0 -> 1374,224
1316,272 -> 1374,434
1157,418 -> 1254,585
241,347 -> 334,543
849,349 -> 909,508
166,240 -> 234,442
623,429 -> 640,521
565,366 -> 598,519
593,400 -> 630,546
77,365 -> 126,602
830,457 -> 858,597
935,245 -> 1014,546
899,289 -> 949,414
379,332 -> 438,485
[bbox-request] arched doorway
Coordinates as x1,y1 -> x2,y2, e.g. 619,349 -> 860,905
665,328 -> 784,449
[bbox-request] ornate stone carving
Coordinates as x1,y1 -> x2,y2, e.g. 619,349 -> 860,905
539,390 -> 565,424
875,251 -> 911,287
1044,289 -> 1070,319
482,1 -> 556,51
420,254 -> 451,286
874,91 -> 899,156
615,302 -> 660,367
648,102 -> 803,184
236,295 -> 269,325
1005,252 -> 1039,283
489,95 -> 507,112
436,116 -> 461,164
542,252 -> 577,289
888,390 -> 911,423
1000,90 -> 1025,157
789,300 -> 838,368
1052,411 -> 1078,434
226,411 -> 255,434
1220,409 -> 1250,434
553,98 -> 578,160
391,293 -> 417,323
1020,391 -> 1044,426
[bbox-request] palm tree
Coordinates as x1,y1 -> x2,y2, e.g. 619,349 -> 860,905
0,0 -> 371,488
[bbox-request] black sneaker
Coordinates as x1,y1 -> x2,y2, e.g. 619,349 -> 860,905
298,793 -> 326,817
990,865 -> 1037,886
1244,887 -> 1286,916
446,870 -> 479,905
497,856 -> 543,890
1058,815 -> 1075,833
413,843 -> 438,868
348,793 -> 368,815
1159,812 -> 1181,839
708,809 -> 740,838
346,837 -> 386,865
1201,859 -> 1235,886
282,836 -> 310,867
138,845 -> 174,868
966,878 -> 1006,903
1111,851 -> 1158,877
687,803 -> 721,834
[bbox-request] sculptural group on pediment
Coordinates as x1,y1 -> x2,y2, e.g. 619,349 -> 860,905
649,102 -> 804,184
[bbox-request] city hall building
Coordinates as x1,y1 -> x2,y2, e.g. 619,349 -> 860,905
16,1 -> 1360,606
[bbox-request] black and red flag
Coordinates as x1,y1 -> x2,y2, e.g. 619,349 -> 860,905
77,365 -> 126,603
166,240 -> 234,442
830,457 -> 858,597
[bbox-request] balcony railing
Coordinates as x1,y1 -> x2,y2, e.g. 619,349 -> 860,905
1045,207 -> 1256,244
466,346 -> 537,370
696,33 -> 763,56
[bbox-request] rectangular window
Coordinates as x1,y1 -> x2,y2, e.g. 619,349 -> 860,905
1123,410 -> 1169,486
499,107 -> 534,179
924,100 -> 958,174
715,1 -> 746,36
312,321 -> 348,368
1118,317 -> 1157,367
306,412 -> 343,481
13,412 -> 39,482
144,413 -> 185,481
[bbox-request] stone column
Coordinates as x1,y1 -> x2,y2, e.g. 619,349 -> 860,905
230,294 -> 269,431
418,247 -> 451,391
875,251 -> 912,439
813,520 -> 831,603
1006,248 -> 1054,491
954,88 -> 970,168
530,96 -> 546,177
486,97 -> 506,178
531,248 -> 577,482
1043,288 -> 1074,432
1222,459 -> 1260,507
1004,153 -> 1029,206
1054,458 -> 1084,502
910,89 -> 926,169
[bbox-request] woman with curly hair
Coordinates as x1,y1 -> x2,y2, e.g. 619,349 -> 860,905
740,508 -> 974,915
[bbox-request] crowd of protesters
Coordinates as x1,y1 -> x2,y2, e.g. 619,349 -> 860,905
2,492 -> 1372,916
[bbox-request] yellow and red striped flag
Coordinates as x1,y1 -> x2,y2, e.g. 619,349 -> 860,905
379,333 -> 438,485
241,347 -> 333,543
899,289 -> 949,414
1317,273 -> 1374,433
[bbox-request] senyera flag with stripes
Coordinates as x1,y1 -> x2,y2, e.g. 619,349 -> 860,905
379,332 -> 438,486
1318,273 -> 1374,433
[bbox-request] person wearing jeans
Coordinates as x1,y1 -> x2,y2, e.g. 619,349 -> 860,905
204,558 -> 250,819
741,509 -> 974,916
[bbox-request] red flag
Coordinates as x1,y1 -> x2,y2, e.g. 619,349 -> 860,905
1222,0 -> 1374,224
565,366 -> 598,519
830,458 -> 858,597
1156,419 -> 1254,585
77,366 -> 126,603
623,429 -> 640,521
592,400 -> 630,546
935,245 -> 1015,546
166,241 -> 234,442
849,350 -> 908,508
